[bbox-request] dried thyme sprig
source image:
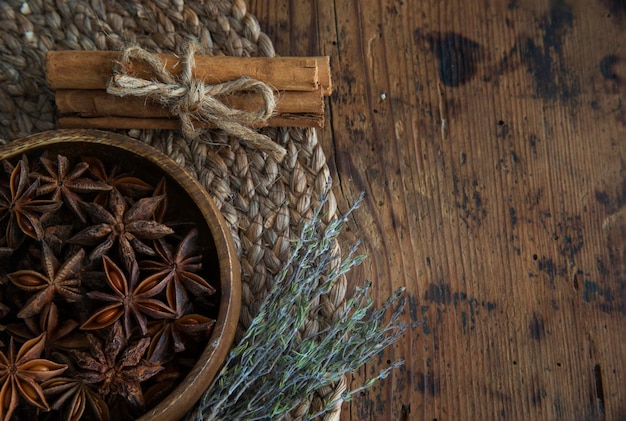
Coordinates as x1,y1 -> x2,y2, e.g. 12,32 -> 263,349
190,194 -> 407,421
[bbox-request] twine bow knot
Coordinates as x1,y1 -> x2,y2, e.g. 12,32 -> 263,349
107,44 -> 287,162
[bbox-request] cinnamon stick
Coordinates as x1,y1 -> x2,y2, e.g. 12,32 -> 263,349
58,114 -> 324,130
55,89 -> 324,118
316,56 -> 332,96
46,51 -> 331,93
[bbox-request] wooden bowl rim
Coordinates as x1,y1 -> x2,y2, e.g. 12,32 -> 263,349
0,129 -> 241,421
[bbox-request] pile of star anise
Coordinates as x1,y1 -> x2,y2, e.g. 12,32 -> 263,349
0,152 -> 219,421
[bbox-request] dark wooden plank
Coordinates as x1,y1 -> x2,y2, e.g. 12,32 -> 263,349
250,0 -> 626,419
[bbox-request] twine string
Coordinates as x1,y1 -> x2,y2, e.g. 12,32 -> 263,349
106,44 -> 287,162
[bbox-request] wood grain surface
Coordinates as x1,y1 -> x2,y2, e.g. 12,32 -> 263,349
250,1 -> 626,419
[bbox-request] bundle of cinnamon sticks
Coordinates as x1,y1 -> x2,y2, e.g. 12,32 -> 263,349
45,51 -> 332,130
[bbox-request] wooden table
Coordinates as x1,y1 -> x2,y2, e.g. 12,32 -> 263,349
251,1 -> 625,419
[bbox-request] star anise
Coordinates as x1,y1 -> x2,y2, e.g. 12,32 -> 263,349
8,242 -> 84,318
81,256 -> 175,338
142,363 -> 181,410
0,157 -> 62,249
0,333 -> 67,421
139,228 -> 216,313
0,247 -> 11,259
6,303 -> 88,354
72,322 -> 163,408
31,154 -> 112,223
0,302 -> 9,342
82,157 -> 154,204
69,188 -> 174,273
0,240 -> 11,294
152,177 -> 167,223
42,222 -> 74,256
42,376 -> 110,421
146,312 -> 215,363
0,152 -> 217,419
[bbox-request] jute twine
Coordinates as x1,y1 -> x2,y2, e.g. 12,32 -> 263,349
0,1 -> 346,420
108,43 -> 287,162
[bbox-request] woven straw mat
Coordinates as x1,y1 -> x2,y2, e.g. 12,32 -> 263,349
0,1 -> 347,420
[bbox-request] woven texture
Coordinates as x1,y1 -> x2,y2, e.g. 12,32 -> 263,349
0,1 -> 346,420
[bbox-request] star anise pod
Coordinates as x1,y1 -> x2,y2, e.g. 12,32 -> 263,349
0,240 -> 12,291
0,333 -> 67,421
143,364 -> 181,410
0,247 -> 11,259
0,302 -> 9,344
0,157 -> 62,249
6,303 -> 88,354
69,188 -> 174,273
8,242 -> 84,318
152,177 -> 167,223
42,376 -> 110,421
139,228 -> 216,313
31,154 -> 112,223
42,223 -> 74,256
72,322 -> 163,408
82,157 -> 154,204
146,313 -> 215,363
81,256 -> 175,338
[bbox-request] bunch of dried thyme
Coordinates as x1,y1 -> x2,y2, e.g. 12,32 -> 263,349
190,194 -> 407,421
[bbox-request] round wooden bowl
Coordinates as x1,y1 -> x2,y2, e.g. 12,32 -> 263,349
0,129 -> 241,421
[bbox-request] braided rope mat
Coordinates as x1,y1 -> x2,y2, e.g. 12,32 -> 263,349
0,1 -> 347,419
